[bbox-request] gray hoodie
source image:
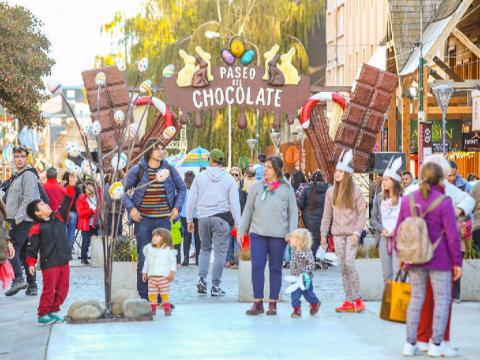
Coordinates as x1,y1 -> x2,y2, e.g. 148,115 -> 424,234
6,166 -> 41,223
186,167 -> 241,227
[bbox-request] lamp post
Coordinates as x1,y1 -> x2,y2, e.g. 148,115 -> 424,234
270,129 -> 281,156
246,138 -> 257,164
433,85 -> 454,155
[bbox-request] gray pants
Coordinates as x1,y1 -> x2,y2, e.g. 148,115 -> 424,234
378,236 -> 398,282
198,216 -> 231,287
407,269 -> 452,345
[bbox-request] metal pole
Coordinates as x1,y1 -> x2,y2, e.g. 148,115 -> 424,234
442,110 -> 447,155
228,104 -> 232,168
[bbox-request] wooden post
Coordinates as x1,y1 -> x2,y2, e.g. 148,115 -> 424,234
388,93 -> 396,151
402,77 -> 412,170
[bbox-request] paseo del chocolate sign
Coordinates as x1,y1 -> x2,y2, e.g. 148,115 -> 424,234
164,44 -> 310,129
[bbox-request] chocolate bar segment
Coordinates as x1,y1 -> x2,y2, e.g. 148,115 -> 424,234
370,90 -> 391,113
356,129 -> 377,153
343,103 -> 366,127
363,110 -> 385,133
335,123 -> 359,147
351,83 -> 374,107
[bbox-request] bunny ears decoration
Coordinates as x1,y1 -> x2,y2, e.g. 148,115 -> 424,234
383,156 -> 403,182
335,149 -> 354,174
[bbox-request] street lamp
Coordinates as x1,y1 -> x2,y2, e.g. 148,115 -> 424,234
433,85 -> 454,155
246,138 -> 257,164
270,129 -> 281,156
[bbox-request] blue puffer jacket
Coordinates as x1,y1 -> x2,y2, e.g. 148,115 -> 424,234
123,158 -> 186,223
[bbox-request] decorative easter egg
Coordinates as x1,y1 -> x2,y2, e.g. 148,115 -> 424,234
230,36 -> 245,58
91,121 -> 102,136
47,80 -> 62,95
81,160 -> 97,176
111,152 -> 128,170
138,57 -> 149,73
162,126 -> 176,140
64,159 -> 76,173
2,144 -> 13,162
5,130 -> 17,143
65,141 -> 82,157
156,169 -> 170,182
109,182 -> 125,200
139,80 -> 152,94
95,72 -> 106,86
162,64 -> 175,78
116,58 -> 126,72
114,110 -> 125,126
128,123 -> 138,139
221,49 -> 235,65
240,49 -> 255,65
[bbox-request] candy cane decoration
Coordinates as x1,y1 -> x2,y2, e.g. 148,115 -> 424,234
299,92 -> 346,129
134,96 -> 177,139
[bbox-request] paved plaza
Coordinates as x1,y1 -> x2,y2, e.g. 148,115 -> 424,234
1,262 -> 479,360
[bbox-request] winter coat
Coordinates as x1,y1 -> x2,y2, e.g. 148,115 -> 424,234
123,158 -> 186,224
5,166 -> 40,223
297,183 -> 329,243
26,186 -> 75,270
142,244 -> 177,277
76,194 -> 98,231
43,178 -> 65,211
471,182 -> 480,232
394,185 -> 462,271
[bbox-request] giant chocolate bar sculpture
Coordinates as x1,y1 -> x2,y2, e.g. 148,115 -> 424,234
82,66 -> 181,172
300,64 -> 398,183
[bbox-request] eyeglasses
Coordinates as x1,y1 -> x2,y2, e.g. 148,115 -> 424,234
231,173 -> 240,178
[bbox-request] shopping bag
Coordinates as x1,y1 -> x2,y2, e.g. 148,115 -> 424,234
379,280 -> 393,321
389,271 -> 411,323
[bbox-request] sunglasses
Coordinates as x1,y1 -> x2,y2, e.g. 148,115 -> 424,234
13,145 -> 28,153
231,173 -> 240,178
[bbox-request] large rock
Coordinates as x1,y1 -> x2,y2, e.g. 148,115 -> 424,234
70,305 -> 102,321
122,299 -> 151,318
67,300 -> 104,320
111,290 -> 140,316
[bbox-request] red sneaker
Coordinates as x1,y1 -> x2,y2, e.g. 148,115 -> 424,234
150,303 -> 157,315
291,306 -> 301,318
354,298 -> 365,313
335,301 -> 355,313
310,302 -> 320,315
163,303 -> 172,316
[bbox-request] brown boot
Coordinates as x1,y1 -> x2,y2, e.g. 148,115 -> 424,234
246,301 -> 264,316
266,301 -> 277,316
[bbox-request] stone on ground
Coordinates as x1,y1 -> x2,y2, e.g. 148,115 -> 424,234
111,289 -> 140,316
122,299 -> 152,318
69,305 -> 103,321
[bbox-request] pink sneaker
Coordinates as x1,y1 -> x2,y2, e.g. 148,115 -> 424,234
354,298 -> 365,313
335,301 -> 355,313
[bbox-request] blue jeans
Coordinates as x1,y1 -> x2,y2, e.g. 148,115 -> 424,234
226,234 -> 239,264
81,227 -> 98,261
67,212 -> 78,250
135,217 -> 171,299
291,281 -> 320,307
250,233 -> 286,300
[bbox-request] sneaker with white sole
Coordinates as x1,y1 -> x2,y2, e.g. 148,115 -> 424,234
211,287 -> 226,297
428,342 -> 443,357
429,341 -> 459,358
403,342 -> 420,357
417,341 -> 429,352
442,342 -> 459,357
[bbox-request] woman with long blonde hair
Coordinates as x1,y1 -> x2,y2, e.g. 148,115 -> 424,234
320,150 -> 366,313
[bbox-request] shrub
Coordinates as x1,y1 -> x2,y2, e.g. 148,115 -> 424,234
113,236 -> 137,262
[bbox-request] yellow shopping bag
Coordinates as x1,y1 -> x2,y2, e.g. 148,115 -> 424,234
389,271 -> 411,323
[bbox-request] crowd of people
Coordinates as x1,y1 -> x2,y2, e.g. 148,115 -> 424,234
0,140 -> 479,357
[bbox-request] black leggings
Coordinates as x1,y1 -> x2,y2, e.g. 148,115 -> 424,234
181,217 -> 200,260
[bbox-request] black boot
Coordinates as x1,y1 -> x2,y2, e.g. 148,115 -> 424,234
25,283 -> 38,296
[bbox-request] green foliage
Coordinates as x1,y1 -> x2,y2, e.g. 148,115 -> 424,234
100,0 -> 324,162
465,244 -> 480,260
0,2 -> 54,127
113,236 -> 138,262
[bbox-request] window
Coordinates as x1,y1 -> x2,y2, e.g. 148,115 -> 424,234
337,4 -> 345,36
337,37 -> 345,65
66,90 -> 76,99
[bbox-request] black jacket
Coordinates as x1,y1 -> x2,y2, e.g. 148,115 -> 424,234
297,183 -> 329,242
26,186 -> 75,270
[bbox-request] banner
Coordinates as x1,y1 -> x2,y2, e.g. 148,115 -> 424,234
472,90 -> 480,131
463,131 -> 480,151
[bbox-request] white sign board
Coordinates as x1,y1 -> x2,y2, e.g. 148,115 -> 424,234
473,90 -> 480,131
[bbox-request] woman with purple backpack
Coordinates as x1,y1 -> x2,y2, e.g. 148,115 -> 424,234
395,162 -> 462,357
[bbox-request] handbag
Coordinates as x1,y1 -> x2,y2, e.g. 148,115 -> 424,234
380,270 -> 411,323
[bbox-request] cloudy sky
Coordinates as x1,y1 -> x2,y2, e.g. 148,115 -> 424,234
8,0 -> 144,85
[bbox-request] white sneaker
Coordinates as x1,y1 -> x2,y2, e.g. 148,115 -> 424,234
417,341 -> 429,352
442,341 -> 460,357
428,342 -> 442,357
403,343 -> 420,356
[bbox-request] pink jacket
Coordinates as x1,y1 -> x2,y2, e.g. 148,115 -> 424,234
320,184 -> 366,237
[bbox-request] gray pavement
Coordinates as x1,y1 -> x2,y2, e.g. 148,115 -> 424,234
1,261 -> 479,360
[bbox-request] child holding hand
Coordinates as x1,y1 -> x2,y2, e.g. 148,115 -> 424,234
289,228 -> 321,318
142,228 -> 176,316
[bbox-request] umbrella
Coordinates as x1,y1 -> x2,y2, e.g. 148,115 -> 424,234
166,153 -> 185,167
179,147 -> 210,168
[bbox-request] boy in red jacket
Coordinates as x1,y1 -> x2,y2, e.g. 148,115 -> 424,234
26,173 -> 77,325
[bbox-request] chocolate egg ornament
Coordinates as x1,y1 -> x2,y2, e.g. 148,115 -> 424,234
64,159 -> 76,173
5,130 -> 17,143
91,121 -> 102,136
162,64 -> 175,78
47,80 -> 62,95
162,125 -> 177,140
138,57 -> 149,73
114,110 -> 125,126
65,141 -> 82,157
109,182 -> 125,200
116,58 -> 126,72
81,160 -> 97,176
95,72 -> 106,86
221,49 -> 235,65
111,152 -> 128,170
230,36 -> 246,58
240,49 -> 255,65
139,80 -> 152,94
156,169 -> 170,182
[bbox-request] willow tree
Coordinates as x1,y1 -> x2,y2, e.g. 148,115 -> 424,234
99,0 -> 324,162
